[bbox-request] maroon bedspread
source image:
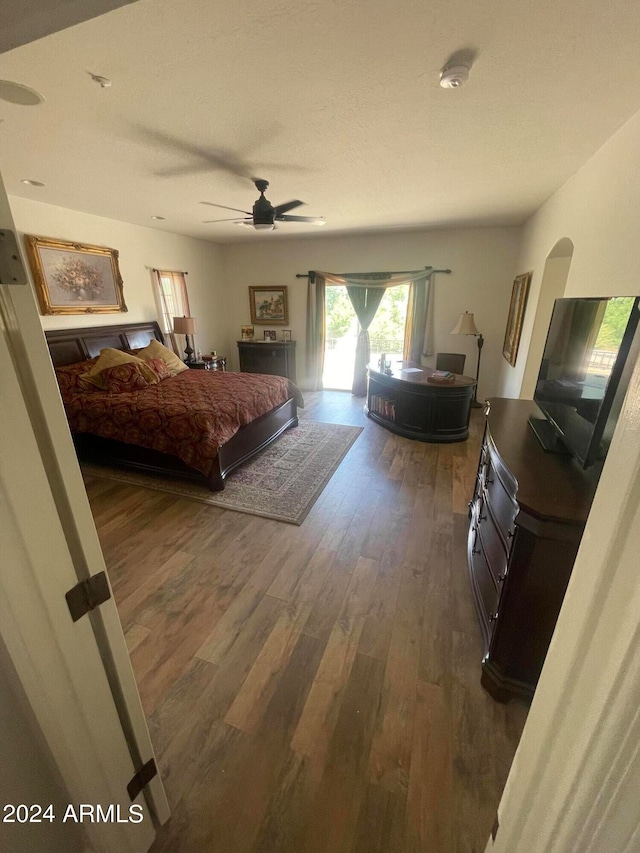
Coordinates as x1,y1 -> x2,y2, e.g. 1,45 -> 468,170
61,370 -> 302,477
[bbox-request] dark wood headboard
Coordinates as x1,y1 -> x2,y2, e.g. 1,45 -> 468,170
45,321 -> 165,367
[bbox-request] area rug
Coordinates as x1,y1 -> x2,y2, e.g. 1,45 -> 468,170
81,420 -> 363,525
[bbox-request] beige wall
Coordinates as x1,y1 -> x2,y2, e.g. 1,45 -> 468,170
496,108 -> 640,399
221,226 -> 521,395
9,196 -> 226,357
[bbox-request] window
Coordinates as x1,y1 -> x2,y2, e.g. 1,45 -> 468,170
152,269 -> 190,354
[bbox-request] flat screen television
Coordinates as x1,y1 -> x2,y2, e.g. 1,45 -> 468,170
530,295 -> 640,468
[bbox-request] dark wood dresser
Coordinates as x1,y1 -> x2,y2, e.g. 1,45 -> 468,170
468,398 -> 600,702
237,341 -> 296,383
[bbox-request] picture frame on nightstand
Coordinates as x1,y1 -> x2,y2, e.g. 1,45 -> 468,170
241,325 -> 254,340
281,329 -> 292,341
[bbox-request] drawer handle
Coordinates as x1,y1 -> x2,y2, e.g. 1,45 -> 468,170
484,401 -> 491,416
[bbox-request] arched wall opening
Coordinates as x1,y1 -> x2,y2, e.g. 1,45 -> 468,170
521,238 -> 574,399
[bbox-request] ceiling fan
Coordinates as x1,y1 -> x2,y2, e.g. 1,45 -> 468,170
201,179 -> 326,230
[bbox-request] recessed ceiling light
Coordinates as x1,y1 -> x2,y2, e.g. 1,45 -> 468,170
150,215 -> 165,220
0,80 -> 45,106
21,179 -> 45,187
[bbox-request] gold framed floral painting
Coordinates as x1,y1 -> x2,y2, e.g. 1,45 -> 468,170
25,235 -> 128,315
502,271 -> 532,366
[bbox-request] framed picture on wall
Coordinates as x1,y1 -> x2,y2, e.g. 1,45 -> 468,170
249,286 -> 289,324
502,271 -> 532,366
24,235 -> 127,315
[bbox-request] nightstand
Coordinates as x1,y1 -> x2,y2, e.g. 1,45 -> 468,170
186,356 -> 227,371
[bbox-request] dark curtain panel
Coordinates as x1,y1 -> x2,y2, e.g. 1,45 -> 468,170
346,285 -> 386,396
403,274 -> 430,362
305,273 -> 326,390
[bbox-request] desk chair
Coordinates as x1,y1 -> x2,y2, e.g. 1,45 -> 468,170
436,352 -> 466,374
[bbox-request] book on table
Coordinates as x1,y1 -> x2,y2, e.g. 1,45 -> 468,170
428,370 -> 455,384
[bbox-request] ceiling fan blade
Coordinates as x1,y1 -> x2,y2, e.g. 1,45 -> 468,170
278,215 -> 327,225
200,201 -> 252,215
274,199 -> 304,216
203,217 -> 251,223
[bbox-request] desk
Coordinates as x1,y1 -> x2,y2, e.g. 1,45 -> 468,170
366,362 -> 476,442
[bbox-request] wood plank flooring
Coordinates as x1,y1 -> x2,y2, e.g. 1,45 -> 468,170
84,390 -> 528,853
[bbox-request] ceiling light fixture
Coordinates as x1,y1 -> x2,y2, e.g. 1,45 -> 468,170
21,179 -> 45,187
439,63 -> 470,89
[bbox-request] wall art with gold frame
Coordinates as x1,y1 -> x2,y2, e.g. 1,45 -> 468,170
248,286 -> 288,325
25,235 -> 128,315
502,271 -> 532,366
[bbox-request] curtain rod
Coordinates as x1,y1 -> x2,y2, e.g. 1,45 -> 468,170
295,267 -> 451,279
151,268 -> 189,275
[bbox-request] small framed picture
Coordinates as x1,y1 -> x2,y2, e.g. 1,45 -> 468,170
281,329 -> 292,342
249,286 -> 289,325
241,325 -> 254,340
264,330 -> 277,341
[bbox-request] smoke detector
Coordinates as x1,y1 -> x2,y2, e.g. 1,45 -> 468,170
439,64 -> 470,89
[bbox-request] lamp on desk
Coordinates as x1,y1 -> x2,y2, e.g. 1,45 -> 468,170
451,311 -> 484,408
173,315 -> 197,363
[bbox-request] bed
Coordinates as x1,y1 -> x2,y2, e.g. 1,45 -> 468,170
45,321 -> 300,491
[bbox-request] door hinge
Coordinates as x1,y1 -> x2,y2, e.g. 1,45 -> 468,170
0,230 -> 28,284
127,758 -> 158,801
65,572 -> 111,622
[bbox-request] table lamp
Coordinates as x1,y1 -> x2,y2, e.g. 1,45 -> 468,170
173,316 -> 197,363
451,311 -> 484,408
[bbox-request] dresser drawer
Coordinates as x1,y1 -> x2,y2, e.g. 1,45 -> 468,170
477,513 -> 509,586
484,459 -> 518,539
468,522 -> 500,627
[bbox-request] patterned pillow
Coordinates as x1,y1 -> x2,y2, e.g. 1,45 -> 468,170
83,347 -> 158,389
146,356 -> 172,382
100,362 -> 154,393
55,358 -> 98,394
136,339 -> 188,376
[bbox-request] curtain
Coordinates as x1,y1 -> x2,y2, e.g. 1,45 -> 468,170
152,270 -> 191,355
403,274 -> 432,362
315,270 -> 432,396
305,272 -> 326,391
346,285 -> 386,395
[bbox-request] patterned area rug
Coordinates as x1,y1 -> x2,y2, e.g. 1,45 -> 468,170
82,420 -> 363,525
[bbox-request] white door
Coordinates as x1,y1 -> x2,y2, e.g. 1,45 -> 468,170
0,176 -> 169,852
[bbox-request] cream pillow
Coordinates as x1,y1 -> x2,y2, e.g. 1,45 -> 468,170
136,339 -> 188,376
83,348 -> 157,389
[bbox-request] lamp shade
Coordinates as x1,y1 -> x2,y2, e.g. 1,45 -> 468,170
451,311 -> 480,336
173,316 -> 197,335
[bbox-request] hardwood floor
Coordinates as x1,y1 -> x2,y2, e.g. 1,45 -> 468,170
85,390 -> 528,853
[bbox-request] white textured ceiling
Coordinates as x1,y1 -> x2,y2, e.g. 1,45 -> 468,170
2,0 -> 640,243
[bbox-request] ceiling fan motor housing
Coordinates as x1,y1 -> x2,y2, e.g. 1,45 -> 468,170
253,189 -> 275,225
